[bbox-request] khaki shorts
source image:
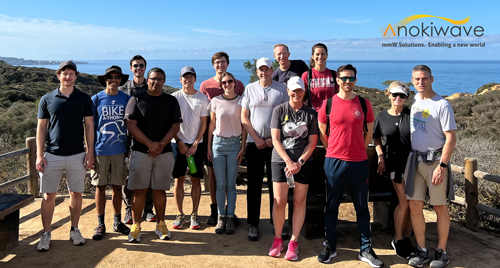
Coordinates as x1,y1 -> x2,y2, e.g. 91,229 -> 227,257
127,151 -> 174,191
91,153 -> 128,186
39,152 -> 87,193
406,160 -> 448,205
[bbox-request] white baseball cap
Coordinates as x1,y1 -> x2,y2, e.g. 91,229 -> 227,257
256,57 -> 272,69
390,86 -> 408,96
287,76 -> 305,91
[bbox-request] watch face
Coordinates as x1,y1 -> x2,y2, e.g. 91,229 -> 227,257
299,159 -> 305,164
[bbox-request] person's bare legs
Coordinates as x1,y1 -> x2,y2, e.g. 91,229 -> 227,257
409,200 -> 426,248
434,204 -> 450,251
291,183 -> 309,242
69,191 -> 82,227
41,192 -> 57,232
174,176 -> 185,214
132,189 -> 148,224
393,180 -> 411,240
95,185 -> 107,216
111,185 -> 122,215
191,177 -> 201,214
153,189 -> 167,223
272,182 -> 288,239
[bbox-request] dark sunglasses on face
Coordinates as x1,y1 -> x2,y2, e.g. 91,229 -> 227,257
222,80 -> 234,85
339,76 -> 356,82
133,64 -> 145,69
106,75 -> 121,80
391,93 -> 408,99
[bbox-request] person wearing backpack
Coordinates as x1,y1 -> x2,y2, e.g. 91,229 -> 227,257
316,64 -> 383,268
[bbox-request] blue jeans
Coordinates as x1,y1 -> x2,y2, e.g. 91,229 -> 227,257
324,157 -> 371,252
212,136 -> 241,216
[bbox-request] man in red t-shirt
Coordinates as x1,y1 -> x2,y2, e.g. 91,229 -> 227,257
316,64 -> 383,267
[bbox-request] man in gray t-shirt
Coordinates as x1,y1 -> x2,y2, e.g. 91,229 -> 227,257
240,57 -> 288,241
406,65 -> 456,268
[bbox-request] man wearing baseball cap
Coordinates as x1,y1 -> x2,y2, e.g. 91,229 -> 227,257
171,66 -> 209,230
90,66 -> 131,241
36,60 -> 94,251
240,57 -> 288,241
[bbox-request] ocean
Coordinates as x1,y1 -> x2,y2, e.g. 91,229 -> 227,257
25,60 -> 500,96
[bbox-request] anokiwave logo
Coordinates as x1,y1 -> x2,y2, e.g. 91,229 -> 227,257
380,15 -> 484,39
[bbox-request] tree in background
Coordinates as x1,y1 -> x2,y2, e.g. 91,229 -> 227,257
243,59 -> 280,83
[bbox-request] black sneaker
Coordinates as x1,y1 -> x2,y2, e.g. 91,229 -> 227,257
359,247 -> 384,268
317,243 -> 337,263
408,247 -> 430,267
92,224 -> 106,241
113,222 -> 130,235
430,249 -> 449,268
124,208 -> 132,225
403,237 -> 414,258
392,238 -> 412,259
206,204 -> 218,226
247,226 -> 259,241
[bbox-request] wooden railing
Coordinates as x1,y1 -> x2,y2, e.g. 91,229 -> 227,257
450,158 -> 500,231
0,137 -> 38,197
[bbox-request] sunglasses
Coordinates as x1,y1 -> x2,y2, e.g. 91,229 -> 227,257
339,76 -> 356,82
106,75 -> 121,80
132,64 -> 145,69
391,93 -> 408,99
221,79 -> 234,85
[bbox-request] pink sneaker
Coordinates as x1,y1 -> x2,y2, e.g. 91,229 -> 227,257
285,240 -> 299,261
268,237 -> 284,257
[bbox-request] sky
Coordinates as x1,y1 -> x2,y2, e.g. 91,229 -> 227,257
1,0 -> 499,61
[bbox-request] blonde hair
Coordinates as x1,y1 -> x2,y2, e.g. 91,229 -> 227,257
273,44 -> 289,53
385,81 -> 410,97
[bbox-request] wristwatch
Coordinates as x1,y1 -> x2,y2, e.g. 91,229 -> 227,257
298,158 -> 305,165
439,162 -> 448,168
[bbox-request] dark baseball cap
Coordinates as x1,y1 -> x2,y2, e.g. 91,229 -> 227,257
58,60 -> 77,72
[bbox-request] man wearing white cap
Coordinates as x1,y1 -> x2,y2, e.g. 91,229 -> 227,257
240,57 -> 288,241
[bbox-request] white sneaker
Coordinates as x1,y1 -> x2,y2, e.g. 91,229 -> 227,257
70,227 -> 85,246
37,231 -> 51,252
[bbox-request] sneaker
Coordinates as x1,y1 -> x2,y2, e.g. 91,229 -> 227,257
408,247 -> 430,267
92,224 -> 106,241
268,237 -> 284,257
37,231 -> 51,252
359,247 -> 384,268
317,243 -> 337,263
128,223 -> 141,243
215,215 -> 226,234
124,208 -> 132,225
247,226 -> 259,241
392,238 -> 411,259
206,204 -> 218,226
430,249 -> 449,268
113,222 -> 130,235
145,211 -> 156,222
190,213 -> 200,229
172,214 -> 185,229
70,227 -> 85,246
155,221 -> 171,240
403,237 -> 414,257
225,215 -> 235,234
285,240 -> 299,261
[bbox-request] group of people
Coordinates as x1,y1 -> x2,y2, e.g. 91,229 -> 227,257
34,43 -> 456,268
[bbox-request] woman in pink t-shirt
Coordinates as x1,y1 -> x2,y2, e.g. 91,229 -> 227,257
301,43 -> 339,113
207,72 -> 247,235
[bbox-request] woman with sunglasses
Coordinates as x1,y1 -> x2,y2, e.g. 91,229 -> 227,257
268,76 -> 317,261
207,72 -> 246,235
300,43 -> 339,112
373,81 -> 413,259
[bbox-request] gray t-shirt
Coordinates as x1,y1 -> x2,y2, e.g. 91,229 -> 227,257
410,93 -> 457,152
270,102 -> 318,163
239,80 -> 288,142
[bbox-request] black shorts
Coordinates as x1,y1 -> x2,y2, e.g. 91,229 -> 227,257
172,142 -> 205,179
271,161 -> 313,185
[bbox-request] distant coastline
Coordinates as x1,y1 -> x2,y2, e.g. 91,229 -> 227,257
0,56 -> 88,65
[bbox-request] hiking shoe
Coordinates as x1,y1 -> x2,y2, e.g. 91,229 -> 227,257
317,243 -> 337,263
172,214 -> 185,229
247,226 -> 259,241
206,204 -> 217,226
37,231 -> 51,252
359,247 -> 384,268
215,215 -> 226,234
155,221 -> 171,240
113,222 -> 130,235
268,237 -> 284,257
190,213 -> 200,229
225,215 -> 235,234
430,249 -> 449,268
145,211 -> 156,222
92,224 -> 106,241
285,240 -> 299,261
408,247 -> 430,267
392,238 -> 411,259
70,227 -> 85,246
128,223 -> 141,243
124,208 -> 132,225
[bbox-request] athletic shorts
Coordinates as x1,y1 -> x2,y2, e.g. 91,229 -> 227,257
271,161 -> 313,185
127,151 -> 174,191
172,142 -> 205,179
90,153 -> 128,186
405,161 -> 448,205
39,152 -> 87,193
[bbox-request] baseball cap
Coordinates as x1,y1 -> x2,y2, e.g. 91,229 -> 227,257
180,66 -> 196,77
256,57 -> 272,69
58,60 -> 77,72
390,86 -> 408,96
287,76 -> 305,91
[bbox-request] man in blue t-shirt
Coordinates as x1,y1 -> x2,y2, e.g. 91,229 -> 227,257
90,66 -> 131,241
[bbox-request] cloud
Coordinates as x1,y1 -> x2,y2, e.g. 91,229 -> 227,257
336,18 -> 370,24
187,26 -> 237,36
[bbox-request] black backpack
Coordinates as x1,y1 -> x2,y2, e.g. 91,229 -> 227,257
325,95 -> 368,135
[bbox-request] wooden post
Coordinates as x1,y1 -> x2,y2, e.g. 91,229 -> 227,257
26,137 -> 38,198
464,158 -> 478,231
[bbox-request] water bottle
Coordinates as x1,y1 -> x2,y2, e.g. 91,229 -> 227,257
286,172 -> 295,188
187,155 -> 197,174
